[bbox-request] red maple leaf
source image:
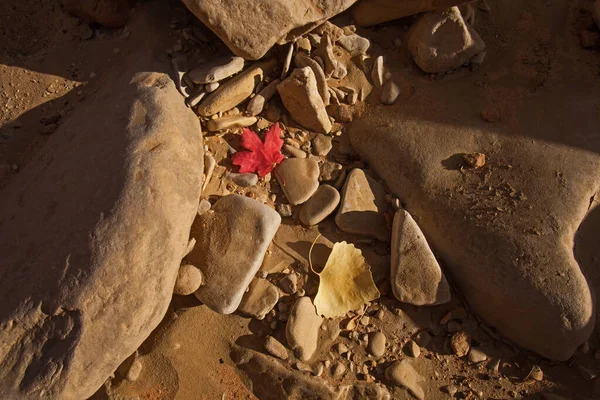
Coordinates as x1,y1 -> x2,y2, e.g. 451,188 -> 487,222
232,123 -> 285,178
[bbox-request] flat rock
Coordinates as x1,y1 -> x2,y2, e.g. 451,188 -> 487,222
299,185 -> 340,225
206,115 -> 257,132
182,0 -> 358,60
197,60 -> 276,117
0,71 -> 203,399
335,168 -> 389,241
286,296 -> 323,361
188,56 -> 245,84
385,360 -> 425,400
61,0 -> 129,27
338,34 -> 371,55
276,158 -> 320,205
226,172 -> 259,187
238,278 -> 280,320
277,67 -> 332,133
190,194 -> 281,314
408,7 -> 485,73
352,0 -> 469,27
390,209 -> 451,306
174,264 -> 204,295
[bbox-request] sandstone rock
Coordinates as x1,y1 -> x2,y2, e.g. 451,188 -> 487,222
367,332 -> 386,358
247,79 -> 280,116
335,168 -> 389,241
408,7 -> 485,73
390,209 -> 451,306
190,195 -> 281,314
197,60 -> 276,117
188,56 -> 245,84
206,115 -> 257,131
286,297 -> 323,361
174,264 -> 204,295
0,71 -> 203,399
61,0 -> 130,27
338,34 -> 371,55
126,359 -> 143,381
313,134 -> 333,156
238,278 -> 280,320
277,67 -> 332,133
284,144 -> 308,158
294,52 -> 330,105
182,0 -> 358,60
264,336 -> 289,360
450,331 -> 471,357
226,172 -> 259,187
381,79 -> 400,105
352,0 -> 470,27
385,360 -> 425,400
299,185 -> 341,225
276,158 -> 320,205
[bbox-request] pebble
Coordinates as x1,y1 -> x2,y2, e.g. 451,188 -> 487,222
405,340 -> 420,358
246,79 -> 280,116
336,343 -> 349,354
462,152 -> 486,169
205,82 -> 220,92
371,56 -> 384,88
530,365 -> 544,381
294,52 -> 330,105
415,331 -> 432,348
286,297 -> 323,361
332,362 -> 346,378
385,360 -> 425,400
206,115 -> 257,132
126,359 -> 142,381
327,104 -> 353,123
296,37 -> 311,53
367,332 -> 386,358
390,209 -> 451,305
279,273 -> 299,294
188,56 -> 245,84
281,43 -> 294,79
348,92 -> 358,105
312,134 -> 333,156
276,158 -> 320,205
277,67 -> 332,133
488,358 -> 500,373
276,203 -> 293,217
192,195 -> 281,314
468,347 -> 487,363
335,169 -> 389,241
198,199 -> 212,214
450,331 -> 471,357
338,34 -> 371,56
186,91 -> 206,108
441,385 -> 457,396
320,161 -> 344,182
381,79 -> 400,105
284,144 -> 307,159
173,264 -> 204,295
264,336 -> 288,360
226,172 -> 259,187
256,117 -> 271,129
319,33 -> 338,78
238,278 -> 280,320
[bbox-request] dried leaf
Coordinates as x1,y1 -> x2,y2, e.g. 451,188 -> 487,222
313,241 -> 380,318
231,123 -> 284,177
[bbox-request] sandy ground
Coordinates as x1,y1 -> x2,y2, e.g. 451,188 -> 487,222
1,0 -> 599,399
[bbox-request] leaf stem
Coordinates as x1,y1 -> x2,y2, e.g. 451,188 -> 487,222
308,233 -> 321,275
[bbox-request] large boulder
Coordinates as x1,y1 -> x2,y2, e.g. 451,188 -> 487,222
352,0 -> 469,27
182,0 -> 358,60
0,71 -> 203,398
61,0 -> 130,27
350,98 -> 599,361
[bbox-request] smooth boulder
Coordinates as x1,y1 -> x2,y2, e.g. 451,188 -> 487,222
0,71 -> 203,399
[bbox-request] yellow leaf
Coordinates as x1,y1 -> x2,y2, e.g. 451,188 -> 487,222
313,241 -> 380,318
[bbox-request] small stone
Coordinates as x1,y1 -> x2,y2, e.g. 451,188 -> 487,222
442,385 -> 457,396
312,134 -> 333,156
578,365 -> 596,381
264,335 -> 288,360
126,359 -> 142,381
371,56 -> 384,88
404,341 -> 420,358
385,360 -> 425,400
205,82 -> 220,92
206,115 -> 257,132
313,363 -> 325,377
462,152 -> 486,169
319,33 -> 338,78
189,56 -> 245,84
279,273 -> 299,294
294,52 -> 330,106
226,172 -> 259,187
332,362 -> 346,378
256,117 -> 271,130
284,144 -> 307,158
319,161 -> 343,182
381,79 -> 400,105
415,331 -> 431,348
468,347 -> 487,363
296,37 -> 311,53
276,158 -> 320,205
450,331 -> 471,357
247,79 -> 280,116
299,185 -> 340,226
277,67 -> 332,133
173,264 -> 203,295
238,278 -> 280,320
367,332 -> 386,358
529,365 -> 544,381
198,199 -> 212,215
326,104 -> 353,123
338,34 -> 371,56
335,169 -> 389,241
281,43 -> 294,80
336,343 -> 349,354
276,203 -> 293,217
286,297 -> 323,361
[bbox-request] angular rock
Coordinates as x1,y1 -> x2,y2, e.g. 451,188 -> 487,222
286,297 -> 323,361
238,278 -> 280,320
61,0 -> 130,27
313,134 -> 333,156
174,264 -> 204,295
206,115 -> 257,132
276,158 -> 320,205
338,34 -> 371,56
405,340 -> 421,358
279,273 -> 299,294
299,185 -> 341,226
390,209 -> 451,306
182,0 -> 358,60
277,67 -> 332,133
320,161 -> 343,182
381,79 -> 400,105
335,168 -> 389,241
352,0 -> 470,27
197,60 -> 276,117
451,331 -> 471,357
385,360 -> 425,400
0,71 -> 203,399
190,195 -> 281,314
295,52 -> 330,105
188,56 -> 245,84
408,7 -> 485,73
